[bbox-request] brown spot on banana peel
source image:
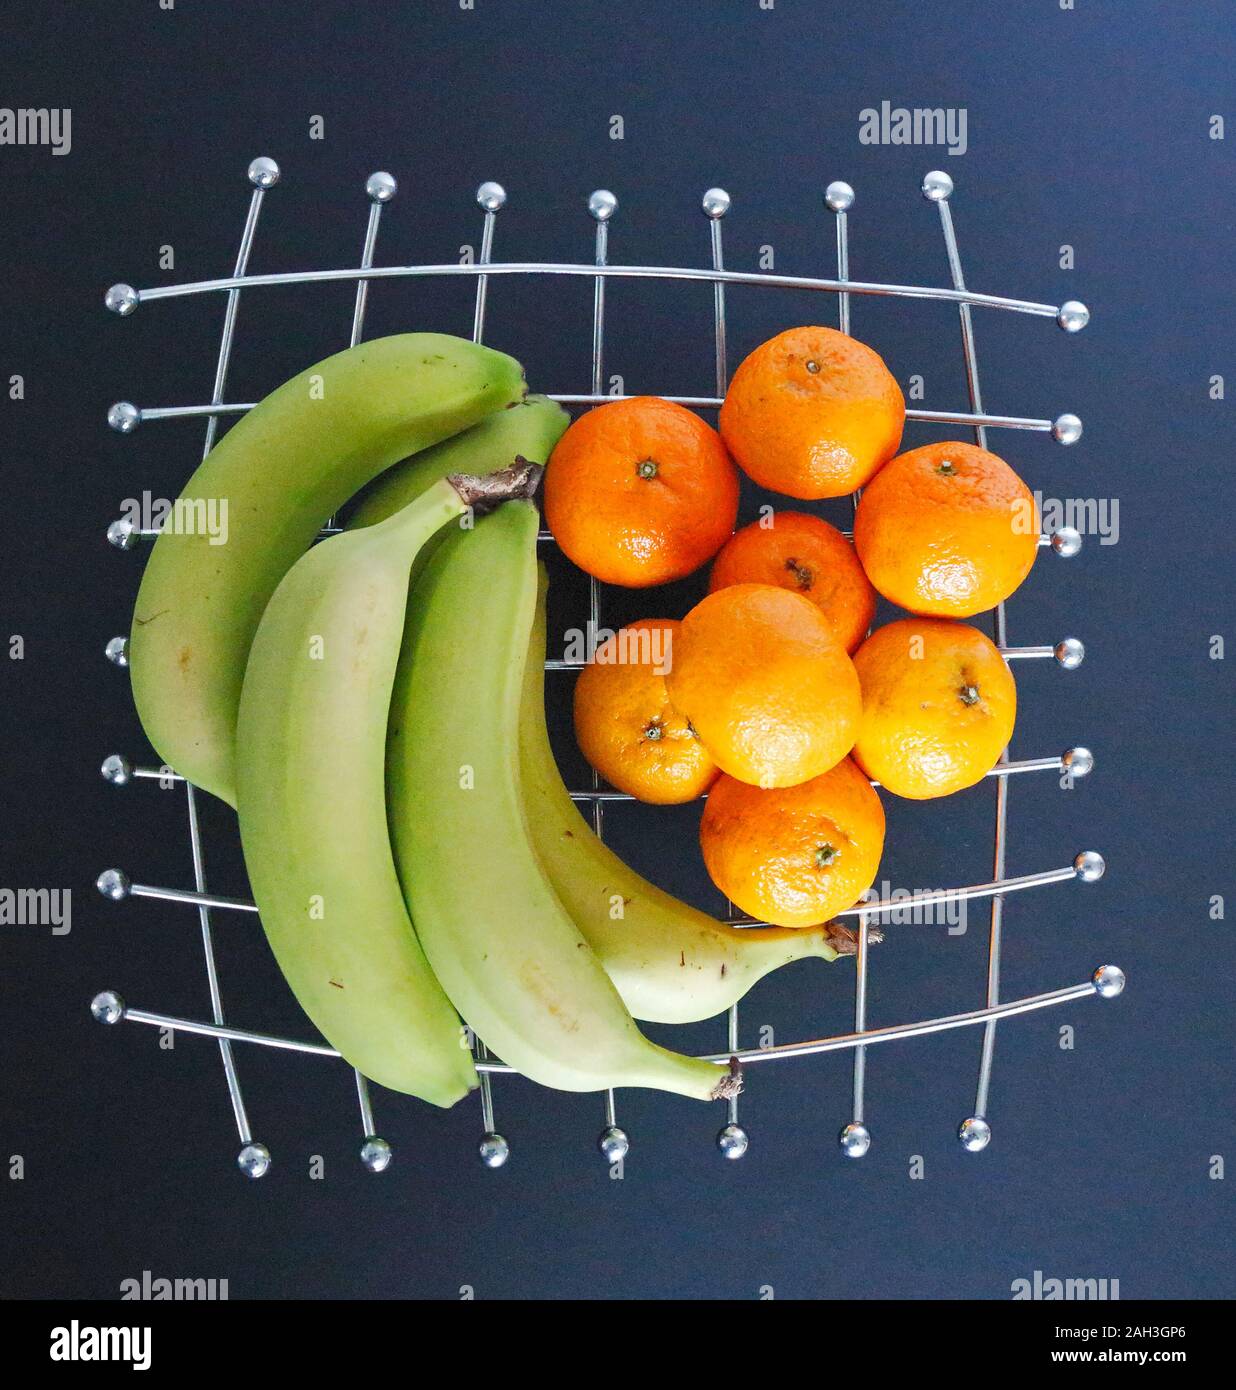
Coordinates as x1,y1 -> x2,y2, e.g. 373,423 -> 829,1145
518,958 -> 584,1034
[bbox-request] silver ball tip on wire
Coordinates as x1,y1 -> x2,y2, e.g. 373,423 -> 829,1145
247,156 -> 280,189
597,1125 -> 629,1161
701,187 -> 731,219
1073,850 -> 1106,882
90,990 -> 125,1025
588,189 -> 618,222
107,518 -> 138,550
1052,413 -> 1083,445
1061,746 -> 1094,779
237,1143 -> 272,1178
1058,300 -> 1090,333
365,171 -> 397,203
100,754 -> 132,785
958,1116 -> 992,1152
360,1137 -> 393,1172
104,283 -> 138,316
478,1132 -> 510,1168
716,1123 -> 749,1159
1051,526 -> 1082,557
1093,964 -> 1126,999
1055,637 -> 1085,670
108,401 -> 140,433
921,170 -> 954,202
96,868 -> 131,901
839,1121 -> 871,1158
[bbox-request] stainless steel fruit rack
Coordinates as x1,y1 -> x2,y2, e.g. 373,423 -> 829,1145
94,158 -> 1122,1176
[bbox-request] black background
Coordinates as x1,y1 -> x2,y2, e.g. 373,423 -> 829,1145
2,0 -> 1233,1300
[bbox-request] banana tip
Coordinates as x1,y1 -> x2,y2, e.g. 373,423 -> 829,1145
710,1057 -> 743,1103
826,920 -> 884,956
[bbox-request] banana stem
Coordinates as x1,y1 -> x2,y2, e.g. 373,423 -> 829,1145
449,457 -> 543,512
826,921 -> 885,955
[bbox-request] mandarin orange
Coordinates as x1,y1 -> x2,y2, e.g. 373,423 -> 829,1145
699,758 -> 885,927
851,617 -> 1016,799
573,619 -> 718,805
664,583 -> 861,789
852,441 -> 1039,617
718,326 -> 905,499
543,396 -> 739,587
709,510 -> 876,654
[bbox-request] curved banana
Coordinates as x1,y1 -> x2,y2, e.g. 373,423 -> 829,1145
131,332 -> 524,806
235,476 -> 503,1106
347,394 -> 569,529
387,502 -> 738,1102
520,567 -> 843,1025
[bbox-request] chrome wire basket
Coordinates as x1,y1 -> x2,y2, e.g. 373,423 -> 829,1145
93,157 -> 1121,1176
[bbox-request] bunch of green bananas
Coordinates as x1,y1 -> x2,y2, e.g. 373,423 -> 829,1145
127,333 -> 842,1110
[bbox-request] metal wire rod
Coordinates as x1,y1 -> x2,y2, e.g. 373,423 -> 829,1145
108,397 -> 1075,439
850,914 -> 870,1118
837,858 -> 1096,917
352,173 -> 394,344
110,260 -> 1079,322
704,188 -> 729,396
717,969 -> 1123,1065
585,189 -> 627,1166
91,966 -> 1124,1069
727,855 -> 1103,927
467,182 -> 509,1172
102,747 -> 1093,795
107,879 -> 260,913
825,179 -> 874,1157
566,747 -> 1085,798
183,156 -> 281,1180
472,182 -> 503,342
112,518 -> 1077,548
825,181 -> 854,334
97,853 -> 1104,925
186,785 -> 252,1145
333,171 -> 399,1170
925,170 -> 1011,1153
201,180 -> 265,454
1005,642 -> 1082,662
702,189 -> 749,1161
546,637 -> 1077,671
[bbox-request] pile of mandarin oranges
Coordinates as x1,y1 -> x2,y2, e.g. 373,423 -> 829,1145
544,325 -> 1038,929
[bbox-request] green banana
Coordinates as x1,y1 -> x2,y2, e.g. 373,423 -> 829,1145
235,474 -> 533,1105
347,394 -> 569,530
131,333 -> 524,806
520,566 -> 845,1025
387,502 -> 739,1102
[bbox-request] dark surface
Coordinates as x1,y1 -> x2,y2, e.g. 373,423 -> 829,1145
1,0 -> 1233,1300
